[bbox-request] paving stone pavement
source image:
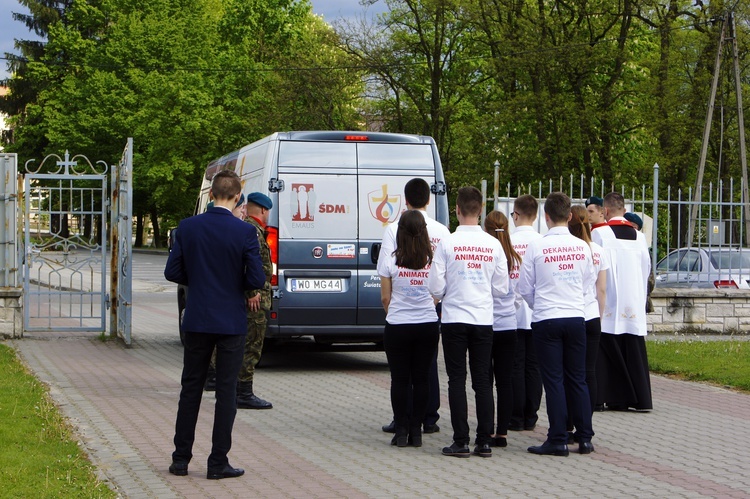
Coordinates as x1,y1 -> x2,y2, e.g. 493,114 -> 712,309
10,277 -> 750,498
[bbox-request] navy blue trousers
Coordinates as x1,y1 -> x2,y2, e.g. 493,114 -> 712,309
173,332 -> 246,469
532,317 -> 594,445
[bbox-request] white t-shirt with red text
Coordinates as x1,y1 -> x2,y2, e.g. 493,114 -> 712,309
380,255 -> 438,325
517,226 -> 595,323
511,226 -> 543,329
377,210 -> 451,278
585,241 -> 610,321
428,225 -> 508,325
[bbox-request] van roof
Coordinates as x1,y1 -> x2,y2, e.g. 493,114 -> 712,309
280,131 -> 433,144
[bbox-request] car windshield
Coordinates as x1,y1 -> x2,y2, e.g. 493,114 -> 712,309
708,250 -> 750,270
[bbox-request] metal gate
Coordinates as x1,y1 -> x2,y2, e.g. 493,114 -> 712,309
110,138 -> 133,345
23,151 -> 109,332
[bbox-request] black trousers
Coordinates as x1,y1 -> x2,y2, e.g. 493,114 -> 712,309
491,329 -> 517,435
596,333 -> 653,410
391,341 -> 442,427
383,322 -> 440,435
532,317 -> 593,445
442,322 -> 494,446
510,328 -> 542,429
567,318 -> 601,431
173,332 -> 246,469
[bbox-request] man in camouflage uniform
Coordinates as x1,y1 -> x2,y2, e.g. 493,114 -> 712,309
237,192 -> 274,409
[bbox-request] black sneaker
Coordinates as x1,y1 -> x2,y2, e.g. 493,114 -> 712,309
473,443 -> 492,458
441,442 -> 470,458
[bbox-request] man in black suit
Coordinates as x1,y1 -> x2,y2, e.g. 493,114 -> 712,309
165,170 -> 265,480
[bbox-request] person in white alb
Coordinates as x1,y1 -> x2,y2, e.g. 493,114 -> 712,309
585,196 -> 608,232
566,205 -> 609,440
517,192 -> 596,457
591,192 -> 652,411
378,178 -> 451,436
428,186 -> 508,458
508,194 -> 544,432
379,210 -> 440,448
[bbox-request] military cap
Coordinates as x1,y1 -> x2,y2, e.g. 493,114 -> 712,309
585,196 -> 603,207
247,192 -> 273,210
624,212 -> 643,230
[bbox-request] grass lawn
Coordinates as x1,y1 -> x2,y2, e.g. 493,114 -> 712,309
647,338 -> 750,392
0,343 -> 115,498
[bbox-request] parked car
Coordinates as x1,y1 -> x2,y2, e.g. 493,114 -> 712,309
654,247 -> 750,289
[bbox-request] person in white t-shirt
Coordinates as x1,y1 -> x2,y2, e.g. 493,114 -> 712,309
484,211 -> 523,449
377,178 -> 451,436
380,210 -> 440,448
428,186 -> 508,459
566,205 -> 609,440
508,194 -> 543,432
517,192 -> 596,457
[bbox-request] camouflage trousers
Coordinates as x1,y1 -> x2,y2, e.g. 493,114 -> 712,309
238,312 -> 267,383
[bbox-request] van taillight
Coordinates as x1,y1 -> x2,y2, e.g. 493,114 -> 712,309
345,135 -> 369,141
714,280 -> 738,289
266,226 -> 279,286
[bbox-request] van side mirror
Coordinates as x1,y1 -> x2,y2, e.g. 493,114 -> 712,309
431,181 -> 446,195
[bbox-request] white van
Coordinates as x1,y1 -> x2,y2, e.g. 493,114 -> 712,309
178,131 -> 449,345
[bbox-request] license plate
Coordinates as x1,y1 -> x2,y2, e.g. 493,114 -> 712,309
290,278 -> 343,292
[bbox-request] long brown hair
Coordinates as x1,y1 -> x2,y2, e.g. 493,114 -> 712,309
484,210 -> 521,273
569,205 -> 592,244
393,210 -> 433,270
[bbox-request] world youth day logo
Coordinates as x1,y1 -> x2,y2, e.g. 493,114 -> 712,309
368,185 -> 402,226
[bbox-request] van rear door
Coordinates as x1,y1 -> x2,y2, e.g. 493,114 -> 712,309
356,142 -> 440,326
275,135 -> 444,341
276,141 -> 361,334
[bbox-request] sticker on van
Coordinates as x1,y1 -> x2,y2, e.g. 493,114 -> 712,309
327,244 -> 356,259
291,183 -> 316,221
367,184 -> 402,226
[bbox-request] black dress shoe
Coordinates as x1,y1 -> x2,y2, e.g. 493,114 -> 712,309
423,423 -> 440,434
237,394 -> 273,409
390,435 -> 408,447
473,443 -> 492,458
579,441 -> 595,454
382,421 -> 396,433
524,424 -> 536,431
207,465 -> 245,480
508,423 -> 524,431
527,442 -> 569,457
169,462 -> 188,476
441,442 -> 470,458
409,434 -> 422,447
491,436 -> 507,448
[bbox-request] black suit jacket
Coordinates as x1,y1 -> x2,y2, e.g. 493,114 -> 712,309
165,206 -> 265,335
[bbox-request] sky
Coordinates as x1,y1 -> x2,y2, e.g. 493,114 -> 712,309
0,0 -> 388,82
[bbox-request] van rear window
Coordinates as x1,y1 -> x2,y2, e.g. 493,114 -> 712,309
279,142 -> 356,168
357,143 -> 435,169
278,142 -> 435,170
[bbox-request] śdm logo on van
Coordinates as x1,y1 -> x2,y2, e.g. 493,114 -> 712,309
291,183 -> 316,222
368,185 -> 402,226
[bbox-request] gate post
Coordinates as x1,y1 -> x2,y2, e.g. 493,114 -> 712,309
0,153 -> 22,338
111,138 -> 133,345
